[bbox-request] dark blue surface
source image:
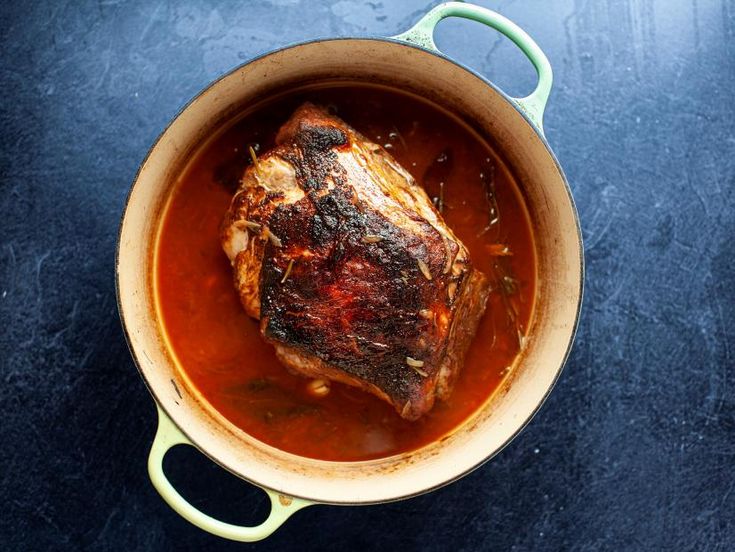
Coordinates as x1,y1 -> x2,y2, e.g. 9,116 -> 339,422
1,1 -> 734,550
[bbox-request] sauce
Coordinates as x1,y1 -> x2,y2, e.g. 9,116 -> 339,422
155,84 -> 536,461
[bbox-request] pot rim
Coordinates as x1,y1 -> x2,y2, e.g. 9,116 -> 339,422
116,36 -> 584,504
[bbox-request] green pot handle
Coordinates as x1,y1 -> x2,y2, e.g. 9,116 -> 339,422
147,405 -> 311,542
393,1 -> 552,132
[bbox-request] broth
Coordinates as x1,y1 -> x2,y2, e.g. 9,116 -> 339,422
155,84 -> 536,461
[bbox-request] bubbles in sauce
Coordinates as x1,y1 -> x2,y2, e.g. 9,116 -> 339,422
155,83 -> 536,461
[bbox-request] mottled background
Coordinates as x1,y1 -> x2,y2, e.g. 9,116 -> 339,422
1,0 -> 733,550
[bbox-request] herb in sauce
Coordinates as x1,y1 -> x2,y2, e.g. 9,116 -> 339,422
424,148 -> 453,214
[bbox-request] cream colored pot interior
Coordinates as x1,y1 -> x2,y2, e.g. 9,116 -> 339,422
117,39 -> 582,505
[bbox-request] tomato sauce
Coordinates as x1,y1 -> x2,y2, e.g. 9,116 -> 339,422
155,84 -> 536,461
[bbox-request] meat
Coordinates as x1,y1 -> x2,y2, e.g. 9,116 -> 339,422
221,103 -> 490,420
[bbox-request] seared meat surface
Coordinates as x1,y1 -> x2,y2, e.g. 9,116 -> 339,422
221,103 -> 490,420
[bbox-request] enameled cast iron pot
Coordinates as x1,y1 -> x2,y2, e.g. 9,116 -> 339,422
116,2 -> 583,542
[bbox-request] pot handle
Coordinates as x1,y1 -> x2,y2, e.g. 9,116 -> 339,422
393,1 -> 552,132
147,405 -> 311,542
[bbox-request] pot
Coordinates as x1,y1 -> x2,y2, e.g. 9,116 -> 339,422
117,2 -> 583,542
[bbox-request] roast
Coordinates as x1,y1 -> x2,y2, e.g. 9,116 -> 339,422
221,103 -> 490,420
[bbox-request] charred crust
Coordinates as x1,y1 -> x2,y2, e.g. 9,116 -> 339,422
282,123 -> 348,192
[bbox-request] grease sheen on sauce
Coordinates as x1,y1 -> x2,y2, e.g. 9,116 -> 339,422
155,84 -> 536,461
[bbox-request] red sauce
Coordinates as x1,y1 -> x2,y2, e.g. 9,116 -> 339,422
155,84 -> 536,461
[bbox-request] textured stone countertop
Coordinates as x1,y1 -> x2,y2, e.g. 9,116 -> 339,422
1,1 -> 733,550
